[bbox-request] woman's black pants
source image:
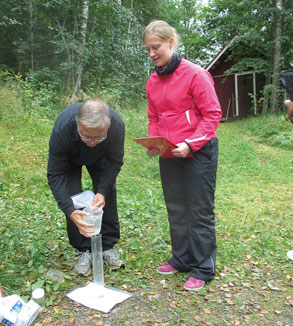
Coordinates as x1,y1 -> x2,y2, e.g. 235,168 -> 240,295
159,138 -> 218,281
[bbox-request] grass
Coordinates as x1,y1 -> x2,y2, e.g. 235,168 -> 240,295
0,84 -> 292,325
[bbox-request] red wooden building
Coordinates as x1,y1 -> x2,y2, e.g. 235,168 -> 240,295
206,34 -> 266,120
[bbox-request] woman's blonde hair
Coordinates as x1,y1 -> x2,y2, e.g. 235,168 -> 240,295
143,20 -> 180,49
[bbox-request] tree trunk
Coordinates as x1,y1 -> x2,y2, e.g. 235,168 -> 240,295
271,0 -> 283,112
126,0 -> 133,50
29,0 -> 34,72
72,0 -> 89,100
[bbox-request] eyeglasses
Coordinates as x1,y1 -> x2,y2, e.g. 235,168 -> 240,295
79,133 -> 107,143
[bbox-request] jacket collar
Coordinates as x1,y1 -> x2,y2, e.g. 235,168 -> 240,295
155,53 -> 182,76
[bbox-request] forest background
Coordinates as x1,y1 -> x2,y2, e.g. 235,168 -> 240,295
1,0 -> 293,112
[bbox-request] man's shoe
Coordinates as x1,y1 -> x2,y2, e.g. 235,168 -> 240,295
102,249 -> 125,270
184,277 -> 205,291
74,251 -> 92,276
157,262 -> 178,275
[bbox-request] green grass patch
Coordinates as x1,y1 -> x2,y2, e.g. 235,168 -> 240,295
0,84 -> 292,325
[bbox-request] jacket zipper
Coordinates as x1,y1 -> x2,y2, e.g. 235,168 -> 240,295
162,76 -> 169,138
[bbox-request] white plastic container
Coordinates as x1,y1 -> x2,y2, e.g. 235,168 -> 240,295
14,300 -> 40,326
0,295 -> 26,325
287,250 -> 293,261
0,295 -> 40,326
83,206 -> 103,236
31,289 -> 44,310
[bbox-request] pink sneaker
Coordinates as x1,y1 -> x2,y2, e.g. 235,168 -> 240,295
157,262 -> 178,274
184,277 -> 205,291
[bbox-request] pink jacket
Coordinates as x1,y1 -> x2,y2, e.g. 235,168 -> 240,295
146,58 -> 222,153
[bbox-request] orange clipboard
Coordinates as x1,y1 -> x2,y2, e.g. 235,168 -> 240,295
133,136 -> 178,158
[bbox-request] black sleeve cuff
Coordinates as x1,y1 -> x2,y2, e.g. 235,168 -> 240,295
184,141 -> 193,153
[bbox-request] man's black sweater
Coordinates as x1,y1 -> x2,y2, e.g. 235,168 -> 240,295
47,102 -> 125,217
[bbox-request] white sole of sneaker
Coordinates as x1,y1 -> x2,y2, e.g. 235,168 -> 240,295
104,261 -> 125,270
157,269 -> 178,275
74,270 -> 91,277
183,282 -> 205,291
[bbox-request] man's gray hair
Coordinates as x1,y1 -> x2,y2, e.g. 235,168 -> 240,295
76,99 -> 111,129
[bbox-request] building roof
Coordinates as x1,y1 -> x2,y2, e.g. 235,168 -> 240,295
206,34 -> 239,72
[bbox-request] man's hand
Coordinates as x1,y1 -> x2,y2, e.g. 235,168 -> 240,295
172,142 -> 191,158
69,210 -> 94,237
92,193 -> 105,209
284,100 -> 293,123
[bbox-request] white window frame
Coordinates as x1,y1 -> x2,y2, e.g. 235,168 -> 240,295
234,72 -> 257,116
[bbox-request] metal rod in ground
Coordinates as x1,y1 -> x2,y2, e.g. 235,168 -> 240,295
91,234 -> 104,286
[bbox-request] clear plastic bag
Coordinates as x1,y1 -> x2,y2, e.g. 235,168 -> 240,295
71,190 -> 95,209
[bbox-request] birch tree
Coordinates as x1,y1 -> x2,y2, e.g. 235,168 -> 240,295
28,0 -> 34,72
271,0 -> 283,111
72,0 -> 89,99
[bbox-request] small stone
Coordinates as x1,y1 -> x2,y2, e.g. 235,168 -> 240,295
45,269 -> 64,283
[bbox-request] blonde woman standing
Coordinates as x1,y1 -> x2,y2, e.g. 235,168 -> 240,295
143,20 -> 222,290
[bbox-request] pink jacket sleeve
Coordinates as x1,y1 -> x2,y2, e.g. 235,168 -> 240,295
185,69 -> 222,152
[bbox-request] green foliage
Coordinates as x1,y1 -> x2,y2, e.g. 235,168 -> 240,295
0,70 -> 65,119
227,32 -> 271,71
241,114 -> 293,150
1,0 -> 292,108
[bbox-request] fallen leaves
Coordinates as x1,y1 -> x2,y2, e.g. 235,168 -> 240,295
202,308 -> 211,314
259,309 -> 269,316
285,296 -> 293,306
225,298 -> 235,305
194,316 -> 212,325
194,316 -> 202,322
159,279 -> 167,288
29,264 -> 292,326
267,280 -> 281,291
68,318 -> 76,323
53,307 -> 60,314
155,317 -> 163,323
